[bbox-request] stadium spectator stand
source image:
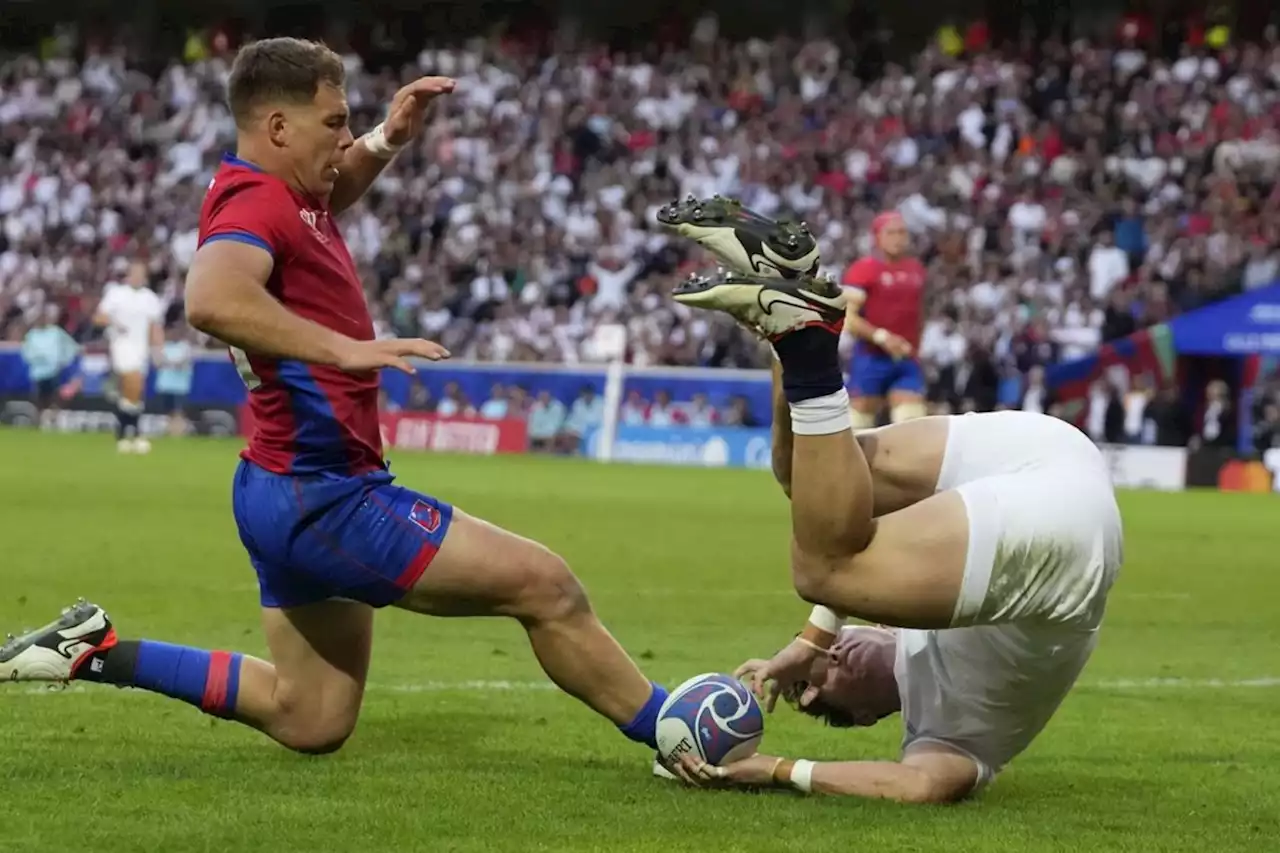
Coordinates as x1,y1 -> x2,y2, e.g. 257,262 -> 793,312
3,12 -> 1280,432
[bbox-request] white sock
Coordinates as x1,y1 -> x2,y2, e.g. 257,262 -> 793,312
789,389 -> 852,436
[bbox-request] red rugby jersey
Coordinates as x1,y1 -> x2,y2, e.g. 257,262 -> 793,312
197,154 -> 383,476
841,255 -> 927,353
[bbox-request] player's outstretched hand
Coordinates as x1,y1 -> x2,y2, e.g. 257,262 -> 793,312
734,639 -> 828,713
383,76 -> 457,147
336,339 -> 450,375
686,753 -> 784,789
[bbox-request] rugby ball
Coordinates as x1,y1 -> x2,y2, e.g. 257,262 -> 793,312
656,673 -> 764,767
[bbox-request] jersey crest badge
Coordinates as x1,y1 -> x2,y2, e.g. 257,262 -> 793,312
299,209 -> 329,244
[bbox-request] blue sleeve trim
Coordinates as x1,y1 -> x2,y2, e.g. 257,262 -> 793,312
202,231 -> 274,257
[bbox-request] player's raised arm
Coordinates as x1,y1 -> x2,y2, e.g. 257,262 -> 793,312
327,76 -> 455,216
184,241 -> 446,374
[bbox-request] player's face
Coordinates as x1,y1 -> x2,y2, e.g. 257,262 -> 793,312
878,221 -> 909,258
282,83 -> 354,198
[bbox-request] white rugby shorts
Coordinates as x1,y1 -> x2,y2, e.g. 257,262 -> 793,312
109,341 -> 150,375
936,412 -> 1124,629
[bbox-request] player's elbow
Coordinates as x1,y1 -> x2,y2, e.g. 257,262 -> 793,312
183,289 -> 220,335
897,775 -> 971,805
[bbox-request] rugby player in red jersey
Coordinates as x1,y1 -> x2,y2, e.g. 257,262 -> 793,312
840,213 -> 928,428
2,38 -> 670,756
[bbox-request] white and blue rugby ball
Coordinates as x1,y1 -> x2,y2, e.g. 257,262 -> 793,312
656,673 -> 764,767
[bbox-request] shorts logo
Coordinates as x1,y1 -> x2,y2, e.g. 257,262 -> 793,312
410,499 -> 442,534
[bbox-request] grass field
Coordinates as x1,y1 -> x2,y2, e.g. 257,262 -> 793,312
1,431 -> 1278,853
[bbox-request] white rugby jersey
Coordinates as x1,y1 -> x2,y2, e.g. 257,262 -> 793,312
99,284 -> 163,345
896,621 -> 1099,786
897,411 -> 1121,785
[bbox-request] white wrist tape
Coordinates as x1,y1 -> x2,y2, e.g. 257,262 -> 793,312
362,122 -> 404,159
808,606 -> 845,636
872,328 -> 889,346
790,759 -> 816,793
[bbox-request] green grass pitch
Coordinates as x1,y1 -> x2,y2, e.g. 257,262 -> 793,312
1,431 -> 1278,853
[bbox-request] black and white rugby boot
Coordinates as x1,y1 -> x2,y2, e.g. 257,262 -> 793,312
672,269 -> 846,341
1,600 -> 117,683
656,195 -> 820,279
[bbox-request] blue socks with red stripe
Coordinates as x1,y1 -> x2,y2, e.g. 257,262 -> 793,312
618,681 -> 668,749
79,639 -> 243,718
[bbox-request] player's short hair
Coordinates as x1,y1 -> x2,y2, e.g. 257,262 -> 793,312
790,688 -> 860,729
227,37 -> 346,126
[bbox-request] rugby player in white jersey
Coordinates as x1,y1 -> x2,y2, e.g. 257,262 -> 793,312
95,261 -> 165,453
653,197 -> 1124,802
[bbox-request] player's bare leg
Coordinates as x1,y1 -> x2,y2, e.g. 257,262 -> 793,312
674,271 -> 964,629
2,600 -> 371,754
770,360 -> 940,517
236,602 -> 373,752
396,512 -> 659,732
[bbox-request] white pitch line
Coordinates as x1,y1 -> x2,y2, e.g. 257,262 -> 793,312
1090,677 -> 1280,689
12,677 -> 1280,698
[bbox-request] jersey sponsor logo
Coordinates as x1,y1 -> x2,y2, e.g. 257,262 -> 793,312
410,499 -> 442,534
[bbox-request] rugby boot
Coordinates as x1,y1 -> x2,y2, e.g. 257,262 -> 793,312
1,600 -> 117,683
672,269 -> 846,341
656,195 -> 820,279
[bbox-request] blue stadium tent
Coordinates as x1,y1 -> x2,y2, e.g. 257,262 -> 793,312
1164,282 -> 1280,356
1048,282 -> 1280,452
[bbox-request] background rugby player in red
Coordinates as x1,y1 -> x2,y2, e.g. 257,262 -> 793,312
840,212 -> 928,428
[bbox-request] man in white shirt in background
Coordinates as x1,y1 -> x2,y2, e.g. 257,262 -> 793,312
95,260 -> 164,453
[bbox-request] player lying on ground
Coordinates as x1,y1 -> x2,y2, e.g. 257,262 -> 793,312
655,199 -> 1124,802
0,38 -> 669,757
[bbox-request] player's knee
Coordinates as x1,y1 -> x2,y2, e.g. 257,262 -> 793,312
276,715 -> 356,755
282,725 -> 353,756
510,547 -> 592,626
270,692 -> 358,755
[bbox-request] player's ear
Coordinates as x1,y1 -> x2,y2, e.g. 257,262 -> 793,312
267,110 -> 289,148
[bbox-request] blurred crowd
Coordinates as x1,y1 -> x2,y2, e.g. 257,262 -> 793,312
3,17 -> 1280,412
